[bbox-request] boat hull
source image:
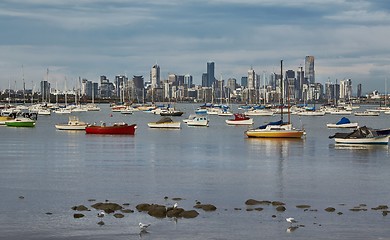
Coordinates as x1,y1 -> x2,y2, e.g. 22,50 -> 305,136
147,122 -> 181,128
245,130 -> 304,138
334,136 -> 389,145
55,124 -> 87,130
5,117 -> 35,127
85,124 -> 137,135
326,123 -> 358,128
225,119 -> 253,125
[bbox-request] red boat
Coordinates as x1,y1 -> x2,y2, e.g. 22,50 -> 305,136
85,122 -> 137,135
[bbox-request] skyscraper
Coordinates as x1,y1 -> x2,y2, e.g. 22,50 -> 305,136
247,67 -> 255,89
305,56 -> 315,84
207,61 -> 215,87
150,64 -> 160,88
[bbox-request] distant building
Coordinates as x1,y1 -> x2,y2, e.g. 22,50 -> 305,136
150,64 -> 160,88
247,67 -> 255,89
305,56 -> 315,84
357,83 -> 362,98
207,61 -> 215,87
241,77 -> 248,87
40,80 -> 50,102
184,74 -> 193,87
100,75 -> 114,98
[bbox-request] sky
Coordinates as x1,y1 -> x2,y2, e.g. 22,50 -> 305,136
1,0 -> 390,94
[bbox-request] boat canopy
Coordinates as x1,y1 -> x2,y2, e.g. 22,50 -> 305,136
336,117 -> 351,125
157,117 -> 174,123
258,120 -> 286,129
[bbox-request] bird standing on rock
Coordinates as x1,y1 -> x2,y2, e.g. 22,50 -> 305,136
97,210 -> 105,218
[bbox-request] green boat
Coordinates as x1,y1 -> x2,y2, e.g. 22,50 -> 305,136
5,117 -> 36,127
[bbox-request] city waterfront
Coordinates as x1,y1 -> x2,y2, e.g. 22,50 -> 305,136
0,103 -> 389,240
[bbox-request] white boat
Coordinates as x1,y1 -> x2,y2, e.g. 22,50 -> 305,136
187,116 -> 209,127
183,114 -> 197,123
326,117 -> 358,128
120,107 -> 134,115
54,108 -> 72,114
148,117 -> 181,129
225,113 -> 253,125
55,116 -> 88,130
329,126 -> 389,145
218,109 -> 233,116
354,111 -> 380,116
297,110 -> 326,116
329,109 -> 352,115
244,109 -> 274,116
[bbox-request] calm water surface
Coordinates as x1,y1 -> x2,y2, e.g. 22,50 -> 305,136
0,104 -> 389,240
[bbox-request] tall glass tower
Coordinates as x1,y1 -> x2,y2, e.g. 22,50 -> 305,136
207,61 -> 215,87
305,56 -> 315,84
150,64 -> 160,88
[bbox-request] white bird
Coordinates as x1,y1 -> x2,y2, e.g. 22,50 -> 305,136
173,202 -> 178,209
97,210 -> 105,218
139,222 -> 151,232
286,217 -> 297,225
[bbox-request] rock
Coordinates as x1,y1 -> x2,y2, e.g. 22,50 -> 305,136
337,212 -> 343,215
382,211 -> 389,216
245,199 -> 271,205
325,207 -> 336,212
91,202 -> 123,213
136,203 -> 151,212
349,208 -> 367,212
371,205 -> 388,210
72,205 -> 89,211
121,209 -> 134,213
254,207 -> 264,211
97,220 -> 105,226
113,213 -> 125,218
246,209 -> 254,212
193,204 -> 217,211
87,199 -> 96,202
19,196 -> 24,199
271,201 -> 285,206
172,197 -> 183,201
73,213 -> 84,218
234,208 -> 241,211
123,203 -> 130,206
271,215 -> 276,218
180,210 -> 199,218
45,212 -> 53,215
275,206 -> 286,212
147,205 -> 167,218
164,196 -> 169,200
167,208 -> 184,218
296,205 -> 311,209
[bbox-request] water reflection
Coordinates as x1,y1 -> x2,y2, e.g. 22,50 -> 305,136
331,143 -> 389,151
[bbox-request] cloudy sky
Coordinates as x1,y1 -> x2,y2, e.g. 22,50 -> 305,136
1,0 -> 390,93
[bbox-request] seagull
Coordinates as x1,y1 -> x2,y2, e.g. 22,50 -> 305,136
139,222 -> 151,232
286,217 -> 297,225
173,202 -> 178,209
97,210 -> 105,218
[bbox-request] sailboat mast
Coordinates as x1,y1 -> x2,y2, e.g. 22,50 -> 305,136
280,60 -> 283,123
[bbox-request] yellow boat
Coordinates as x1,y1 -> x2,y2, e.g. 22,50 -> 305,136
245,121 -> 305,138
0,115 -> 13,125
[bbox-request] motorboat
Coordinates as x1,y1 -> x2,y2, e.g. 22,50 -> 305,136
5,117 -> 35,127
148,117 -> 181,129
354,111 -> 380,116
245,120 -> 305,138
55,116 -> 88,130
329,126 -> 389,145
160,108 -> 184,116
186,116 -> 209,127
85,122 -> 137,135
244,109 -> 274,116
326,117 -> 358,128
225,113 -> 253,125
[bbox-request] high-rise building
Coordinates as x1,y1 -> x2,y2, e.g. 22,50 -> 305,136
150,64 -> 160,88
357,84 -> 362,98
184,74 -> 193,87
305,56 -> 315,84
207,62 -> 215,87
247,67 -> 255,89
40,80 -> 50,102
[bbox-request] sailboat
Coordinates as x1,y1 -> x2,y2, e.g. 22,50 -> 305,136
245,60 -> 305,138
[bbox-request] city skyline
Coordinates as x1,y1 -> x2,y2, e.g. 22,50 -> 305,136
1,1 -> 390,93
